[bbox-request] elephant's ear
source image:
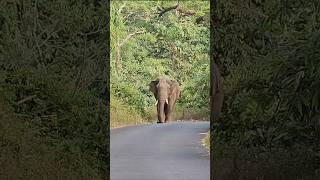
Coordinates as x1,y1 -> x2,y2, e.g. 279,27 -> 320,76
169,80 -> 179,96
149,80 -> 158,97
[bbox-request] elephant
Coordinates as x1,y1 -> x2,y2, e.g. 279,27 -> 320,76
149,76 -> 180,123
210,62 -> 224,121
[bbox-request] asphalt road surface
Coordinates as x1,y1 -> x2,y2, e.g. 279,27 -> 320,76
110,121 -> 210,180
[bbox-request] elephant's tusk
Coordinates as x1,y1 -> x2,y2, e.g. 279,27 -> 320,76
155,100 -> 158,106
165,99 -> 168,104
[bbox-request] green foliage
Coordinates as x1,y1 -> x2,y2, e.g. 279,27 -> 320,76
110,1 -> 210,122
110,95 -> 149,128
212,0 -> 320,178
0,1 -> 107,178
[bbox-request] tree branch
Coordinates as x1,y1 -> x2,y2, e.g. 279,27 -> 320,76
157,4 -> 195,17
118,3 -> 126,14
118,30 -> 145,47
157,4 -> 179,17
15,95 -> 37,105
115,30 -> 145,72
176,5 -> 195,16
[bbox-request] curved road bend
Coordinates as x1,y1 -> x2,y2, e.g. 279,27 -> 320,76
111,121 -> 209,180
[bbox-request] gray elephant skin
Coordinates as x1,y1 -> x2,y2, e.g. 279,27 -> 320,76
149,76 -> 180,123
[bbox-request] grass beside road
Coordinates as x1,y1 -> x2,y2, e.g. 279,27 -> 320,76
110,97 -> 151,128
202,131 -> 210,152
174,106 -> 209,121
110,97 -> 210,129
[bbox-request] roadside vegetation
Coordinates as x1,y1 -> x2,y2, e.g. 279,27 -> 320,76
0,1 -> 107,179
212,0 -> 320,179
202,132 -> 210,152
110,1 -> 210,127
110,96 -> 147,128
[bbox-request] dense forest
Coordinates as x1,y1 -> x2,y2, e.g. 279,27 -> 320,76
212,0 -> 320,179
110,1 -> 211,127
0,1 -> 108,179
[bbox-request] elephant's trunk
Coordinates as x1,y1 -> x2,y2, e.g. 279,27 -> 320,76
157,98 -> 168,123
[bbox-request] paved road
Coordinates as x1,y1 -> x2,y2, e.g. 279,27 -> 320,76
110,121 -> 210,180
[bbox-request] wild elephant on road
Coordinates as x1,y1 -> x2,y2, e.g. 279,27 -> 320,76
149,76 -> 180,123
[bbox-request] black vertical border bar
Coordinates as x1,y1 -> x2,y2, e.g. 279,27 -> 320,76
210,0 -> 218,180
106,0 -> 111,178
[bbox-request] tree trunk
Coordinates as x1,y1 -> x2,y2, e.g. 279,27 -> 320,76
211,62 -> 223,122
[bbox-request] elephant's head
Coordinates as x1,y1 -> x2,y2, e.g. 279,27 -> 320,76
149,76 -> 180,123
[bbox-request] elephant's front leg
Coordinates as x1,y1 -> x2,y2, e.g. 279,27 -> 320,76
164,103 -> 172,123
